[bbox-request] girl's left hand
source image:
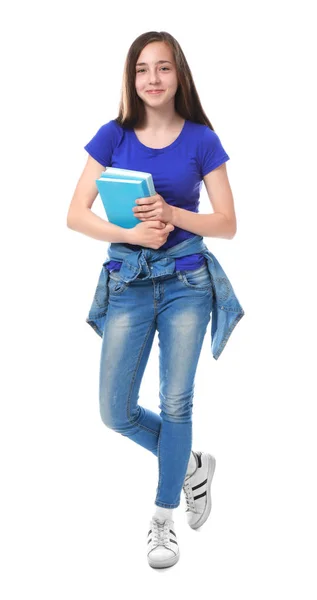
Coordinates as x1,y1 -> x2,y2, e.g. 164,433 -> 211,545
132,193 -> 173,223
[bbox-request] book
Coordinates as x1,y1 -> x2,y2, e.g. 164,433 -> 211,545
95,166 -> 156,229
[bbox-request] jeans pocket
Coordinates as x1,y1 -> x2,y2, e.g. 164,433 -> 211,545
178,264 -> 212,290
108,271 -> 129,295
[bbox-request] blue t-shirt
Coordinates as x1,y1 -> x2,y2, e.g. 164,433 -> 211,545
84,119 -> 230,272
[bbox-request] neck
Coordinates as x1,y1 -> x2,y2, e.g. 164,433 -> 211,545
139,107 -> 183,131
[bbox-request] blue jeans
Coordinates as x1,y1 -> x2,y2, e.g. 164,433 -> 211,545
99,263 -> 213,508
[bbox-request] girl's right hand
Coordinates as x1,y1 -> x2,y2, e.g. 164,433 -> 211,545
128,220 -> 175,249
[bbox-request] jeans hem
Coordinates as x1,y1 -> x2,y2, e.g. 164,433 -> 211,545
154,500 -> 180,508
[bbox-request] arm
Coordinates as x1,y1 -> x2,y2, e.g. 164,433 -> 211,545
67,155 -> 133,243
171,163 -> 237,240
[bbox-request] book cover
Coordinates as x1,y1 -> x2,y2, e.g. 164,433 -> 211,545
96,167 -> 155,229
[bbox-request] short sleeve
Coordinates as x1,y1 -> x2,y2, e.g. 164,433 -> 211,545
84,120 -> 122,168
198,127 -> 230,178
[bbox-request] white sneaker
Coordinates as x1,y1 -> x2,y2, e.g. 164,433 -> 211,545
147,517 -> 180,569
183,451 -> 216,530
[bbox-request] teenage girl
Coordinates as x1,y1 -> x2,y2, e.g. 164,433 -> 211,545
67,31 -> 238,569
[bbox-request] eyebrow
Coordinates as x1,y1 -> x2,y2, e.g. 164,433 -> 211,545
135,60 -> 172,66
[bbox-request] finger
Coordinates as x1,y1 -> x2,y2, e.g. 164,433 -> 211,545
150,220 -> 165,228
136,197 -> 156,206
134,205 -> 154,214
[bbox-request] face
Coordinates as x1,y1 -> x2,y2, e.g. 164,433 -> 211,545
135,41 -> 178,108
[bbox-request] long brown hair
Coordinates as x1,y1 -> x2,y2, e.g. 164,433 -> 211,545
114,31 -> 214,131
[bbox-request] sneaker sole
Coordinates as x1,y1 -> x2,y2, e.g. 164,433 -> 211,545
148,551 -> 180,569
190,453 -> 216,530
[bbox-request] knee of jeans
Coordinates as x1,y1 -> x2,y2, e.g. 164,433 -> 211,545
159,395 -> 193,423
99,404 -> 113,429
99,404 -> 132,433
99,399 -> 119,429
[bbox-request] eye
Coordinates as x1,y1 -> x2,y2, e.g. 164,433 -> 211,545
136,67 -> 170,73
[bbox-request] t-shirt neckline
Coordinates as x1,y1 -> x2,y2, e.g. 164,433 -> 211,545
131,119 -> 188,153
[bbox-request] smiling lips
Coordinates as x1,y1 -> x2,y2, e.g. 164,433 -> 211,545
146,90 -> 164,94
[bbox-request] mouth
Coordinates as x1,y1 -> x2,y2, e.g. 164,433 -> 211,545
146,90 -> 164,94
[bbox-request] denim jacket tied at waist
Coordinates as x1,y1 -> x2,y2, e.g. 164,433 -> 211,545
86,234 -> 245,360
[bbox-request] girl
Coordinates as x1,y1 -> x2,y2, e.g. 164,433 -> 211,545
67,31 -> 243,569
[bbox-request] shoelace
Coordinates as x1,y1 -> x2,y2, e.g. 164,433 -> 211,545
183,479 -> 195,511
152,519 -> 170,546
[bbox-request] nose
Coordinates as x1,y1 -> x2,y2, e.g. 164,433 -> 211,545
148,69 -> 161,84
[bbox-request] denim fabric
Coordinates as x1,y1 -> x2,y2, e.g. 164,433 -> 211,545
86,234 -> 245,360
99,263 -> 213,507
86,234 -> 245,508
105,250 -> 206,274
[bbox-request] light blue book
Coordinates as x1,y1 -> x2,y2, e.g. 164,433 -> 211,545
96,167 -> 156,229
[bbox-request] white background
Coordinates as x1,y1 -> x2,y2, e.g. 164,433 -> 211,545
1,0 -> 316,597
